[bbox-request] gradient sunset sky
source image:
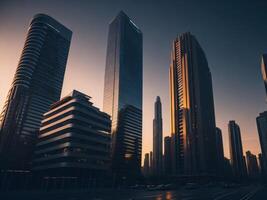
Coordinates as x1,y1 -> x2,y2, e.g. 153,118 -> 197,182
1,0 -> 266,161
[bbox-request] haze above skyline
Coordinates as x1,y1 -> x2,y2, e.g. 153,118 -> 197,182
0,0 -> 266,160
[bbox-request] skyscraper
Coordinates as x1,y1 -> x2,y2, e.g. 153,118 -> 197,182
256,111 -> 267,176
245,151 -> 260,179
164,136 -> 171,175
215,127 -> 225,174
153,96 -> 163,176
103,11 -> 142,181
0,14 -> 72,169
33,90 -> 111,186
261,54 -> 267,97
143,153 -> 150,177
149,151 -> 153,175
169,32 -> 218,175
228,120 -> 247,179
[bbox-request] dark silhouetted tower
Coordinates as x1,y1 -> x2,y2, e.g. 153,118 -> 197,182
103,11 -> 142,182
215,127 -> 225,173
256,111 -> 267,176
164,136 -> 171,175
153,96 -> 163,176
245,151 -> 259,179
169,32 -> 218,175
0,14 -> 72,169
143,153 -> 149,177
228,120 -> 247,179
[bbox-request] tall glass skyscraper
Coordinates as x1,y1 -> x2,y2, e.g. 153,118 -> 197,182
0,14 -> 72,169
103,11 -> 142,181
153,96 -> 163,176
169,32 -> 218,175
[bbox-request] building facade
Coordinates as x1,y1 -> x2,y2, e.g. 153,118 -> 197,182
103,11 -> 143,182
153,96 -> 163,176
169,32 -> 218,176
33,90 -> 111,185
228,120 -> 247,179
0,14 -> 72,169
256,111 -> 267,177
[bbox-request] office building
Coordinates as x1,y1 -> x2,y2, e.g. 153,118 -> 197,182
33,90 -> 111,185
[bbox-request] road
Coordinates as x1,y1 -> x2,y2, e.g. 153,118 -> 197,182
0,185 -> 266,200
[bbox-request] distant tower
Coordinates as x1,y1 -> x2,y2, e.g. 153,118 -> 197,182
261,54 -> 267,97
164,136 -> 172,175
245,151 -> 260,179
153,96 -> 163,176
0,14 -> 72,169
169,32 -> 218,175
149,151 -> 153,175
143,153 -> 150,177
103,11 -> 143,182
256,111 -> 267,177
215,128 -> 225,173
228,120 -> 247,179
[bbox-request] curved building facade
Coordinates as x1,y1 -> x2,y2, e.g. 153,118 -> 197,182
169,32 -> 218,176
0,14 -> 72,169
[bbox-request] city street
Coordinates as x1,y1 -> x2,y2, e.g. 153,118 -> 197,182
1,185 -> 266,200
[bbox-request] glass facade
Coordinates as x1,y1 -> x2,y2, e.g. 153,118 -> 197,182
0,14 -> 72,169
169,32 -> 218,175
103,11 -> 142,180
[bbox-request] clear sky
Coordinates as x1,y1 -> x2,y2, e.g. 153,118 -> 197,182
0,0 -> 266,161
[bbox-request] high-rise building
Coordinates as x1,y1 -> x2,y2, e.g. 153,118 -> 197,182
256,111 -> 267,176
261,54 -> 267,96
245,151 -> 259,179
164,136 -> 171,175
228,120 -> 247,179
103,11 -> 142,181
0,14 -> 72,169
149,151 -> 153,175
153,96 -> 163,176
143,153 -> 150,177
169,32 -> 218,175
215,128 -> 225,174
33,90 -> 111,185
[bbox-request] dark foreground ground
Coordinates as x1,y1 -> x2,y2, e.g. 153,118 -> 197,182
0,185 -> 266,200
